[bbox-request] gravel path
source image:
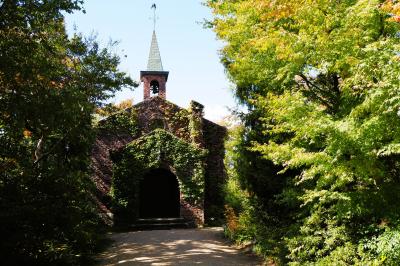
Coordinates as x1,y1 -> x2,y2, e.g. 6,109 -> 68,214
97,227 -> 263,265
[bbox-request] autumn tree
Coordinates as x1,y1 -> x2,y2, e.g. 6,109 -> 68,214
0,0 -> 135,264
208,0 -> 400,264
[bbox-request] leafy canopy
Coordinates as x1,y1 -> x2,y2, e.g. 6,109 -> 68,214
208,0 -> 400,264
0,0 -> 136,264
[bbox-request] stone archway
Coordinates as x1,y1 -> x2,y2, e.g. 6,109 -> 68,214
111,129 -> 206,225
139,168 -> 180,218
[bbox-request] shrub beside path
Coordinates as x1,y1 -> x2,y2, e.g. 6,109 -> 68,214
97,227 -> 263,265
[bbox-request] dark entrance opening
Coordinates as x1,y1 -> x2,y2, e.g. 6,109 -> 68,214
139,168 -> 180,218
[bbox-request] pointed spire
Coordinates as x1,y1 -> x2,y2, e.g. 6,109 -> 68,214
147,31 -> 164,71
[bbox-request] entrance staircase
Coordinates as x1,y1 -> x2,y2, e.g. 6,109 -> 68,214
131,218 -> 193,230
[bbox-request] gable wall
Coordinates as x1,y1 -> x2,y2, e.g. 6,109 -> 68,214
91,97 -> 227,226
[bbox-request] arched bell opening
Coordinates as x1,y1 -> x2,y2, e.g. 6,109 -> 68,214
139,168 -> 180,218
150,80 -> 160,96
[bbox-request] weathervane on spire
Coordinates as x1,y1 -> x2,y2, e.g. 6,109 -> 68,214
151,3 -> 157,31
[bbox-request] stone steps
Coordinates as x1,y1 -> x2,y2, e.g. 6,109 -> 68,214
130,218 -> 193,230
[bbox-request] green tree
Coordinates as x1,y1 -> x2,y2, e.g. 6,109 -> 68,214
0,0 -> 136,264
208,0 -> 400,264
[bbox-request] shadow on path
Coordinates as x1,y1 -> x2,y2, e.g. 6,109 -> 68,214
97,227 -> 263,265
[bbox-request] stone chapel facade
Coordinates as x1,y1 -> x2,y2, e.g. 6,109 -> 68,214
91,31 -> 226,226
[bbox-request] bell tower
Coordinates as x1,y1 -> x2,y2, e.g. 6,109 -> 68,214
140,30 -> 169,100
141,4 -> 169,100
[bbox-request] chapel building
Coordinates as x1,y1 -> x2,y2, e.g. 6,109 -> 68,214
91,30 -> 227,226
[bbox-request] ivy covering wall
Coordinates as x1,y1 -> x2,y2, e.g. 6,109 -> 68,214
91,97 -> 226,225
110,129 -> 207,224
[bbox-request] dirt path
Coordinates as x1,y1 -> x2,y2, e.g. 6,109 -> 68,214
97,227 -> 263,265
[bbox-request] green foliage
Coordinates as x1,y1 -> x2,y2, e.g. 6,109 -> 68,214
111,129 -> 207,223
95,98 -> 134,118
208,0 -> 400,264
223,122 -> 247,214
222,119 -> 299,264
369,227 -> 400,265
0,1 -> 135,264
97,108 -> 138,136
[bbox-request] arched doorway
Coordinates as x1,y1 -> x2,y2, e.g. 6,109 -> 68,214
139,168 -> 180,218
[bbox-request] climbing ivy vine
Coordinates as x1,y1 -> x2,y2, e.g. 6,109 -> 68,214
111,129 -> 207,223
188,101 -> 205,147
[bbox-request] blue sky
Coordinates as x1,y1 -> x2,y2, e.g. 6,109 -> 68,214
65,0 -> 237,122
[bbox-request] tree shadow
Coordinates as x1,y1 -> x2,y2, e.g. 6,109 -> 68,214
95,228 -> 262,265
